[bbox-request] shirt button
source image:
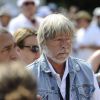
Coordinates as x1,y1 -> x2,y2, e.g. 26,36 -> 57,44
51,87 -> 55,90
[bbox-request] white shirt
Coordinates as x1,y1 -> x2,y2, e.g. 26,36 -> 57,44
47,59 -> 100,100
8,14 -> 43,34
74,25 -> 100,60
80,24 -> 100,46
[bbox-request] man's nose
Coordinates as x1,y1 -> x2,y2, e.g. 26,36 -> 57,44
10,48 -> 19,60
34,52 -> 40,59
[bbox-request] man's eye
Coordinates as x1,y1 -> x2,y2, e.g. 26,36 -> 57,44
57,39 -> 61,41
1,47 -> 11,52
54,39 -> 62,41
6,47 -> 11,51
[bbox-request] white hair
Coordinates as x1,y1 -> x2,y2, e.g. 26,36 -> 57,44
37,13 -> 75,53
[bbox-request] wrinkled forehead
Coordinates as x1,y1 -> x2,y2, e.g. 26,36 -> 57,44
0,33 -> 15,49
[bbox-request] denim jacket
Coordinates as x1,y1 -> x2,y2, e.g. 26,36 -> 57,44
27,54 -> 95,100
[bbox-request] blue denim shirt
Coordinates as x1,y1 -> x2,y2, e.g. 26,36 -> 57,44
27,54 -> 95,100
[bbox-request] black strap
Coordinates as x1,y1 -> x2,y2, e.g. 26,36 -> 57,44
58,87 -> 63,100
66,73 -> 70,100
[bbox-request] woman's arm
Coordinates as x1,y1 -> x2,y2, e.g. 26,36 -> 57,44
88,50 -> 100,73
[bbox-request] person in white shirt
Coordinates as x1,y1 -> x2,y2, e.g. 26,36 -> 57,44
73,10 -> 92,60
75,8 -> 100,60
8,0 -> 43,34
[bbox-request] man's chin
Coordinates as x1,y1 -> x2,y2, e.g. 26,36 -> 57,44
51,57 -> 67,64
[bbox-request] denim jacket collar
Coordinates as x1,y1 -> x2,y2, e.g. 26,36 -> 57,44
39,54 -> 83,93
68,57 -> 80,73
39,54 -> 52,73
68,57 -> 81,89
39,54 -> 80,74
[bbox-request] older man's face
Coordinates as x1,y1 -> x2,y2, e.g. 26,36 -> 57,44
45,34 -> 72,63
0,33 -> 18,62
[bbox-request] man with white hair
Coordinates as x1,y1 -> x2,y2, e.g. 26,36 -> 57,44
27,14 -> 100,100
8,0 -> 42,34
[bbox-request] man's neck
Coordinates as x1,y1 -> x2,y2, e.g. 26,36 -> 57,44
23,13 -> 33,20
47,57 -> 66,78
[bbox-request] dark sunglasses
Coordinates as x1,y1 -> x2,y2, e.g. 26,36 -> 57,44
23,2 -> 35,6
23,45 -> 39,53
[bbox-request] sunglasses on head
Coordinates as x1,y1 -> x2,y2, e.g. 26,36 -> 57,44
23,2 -> 35,6
23,45 -> 39,53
